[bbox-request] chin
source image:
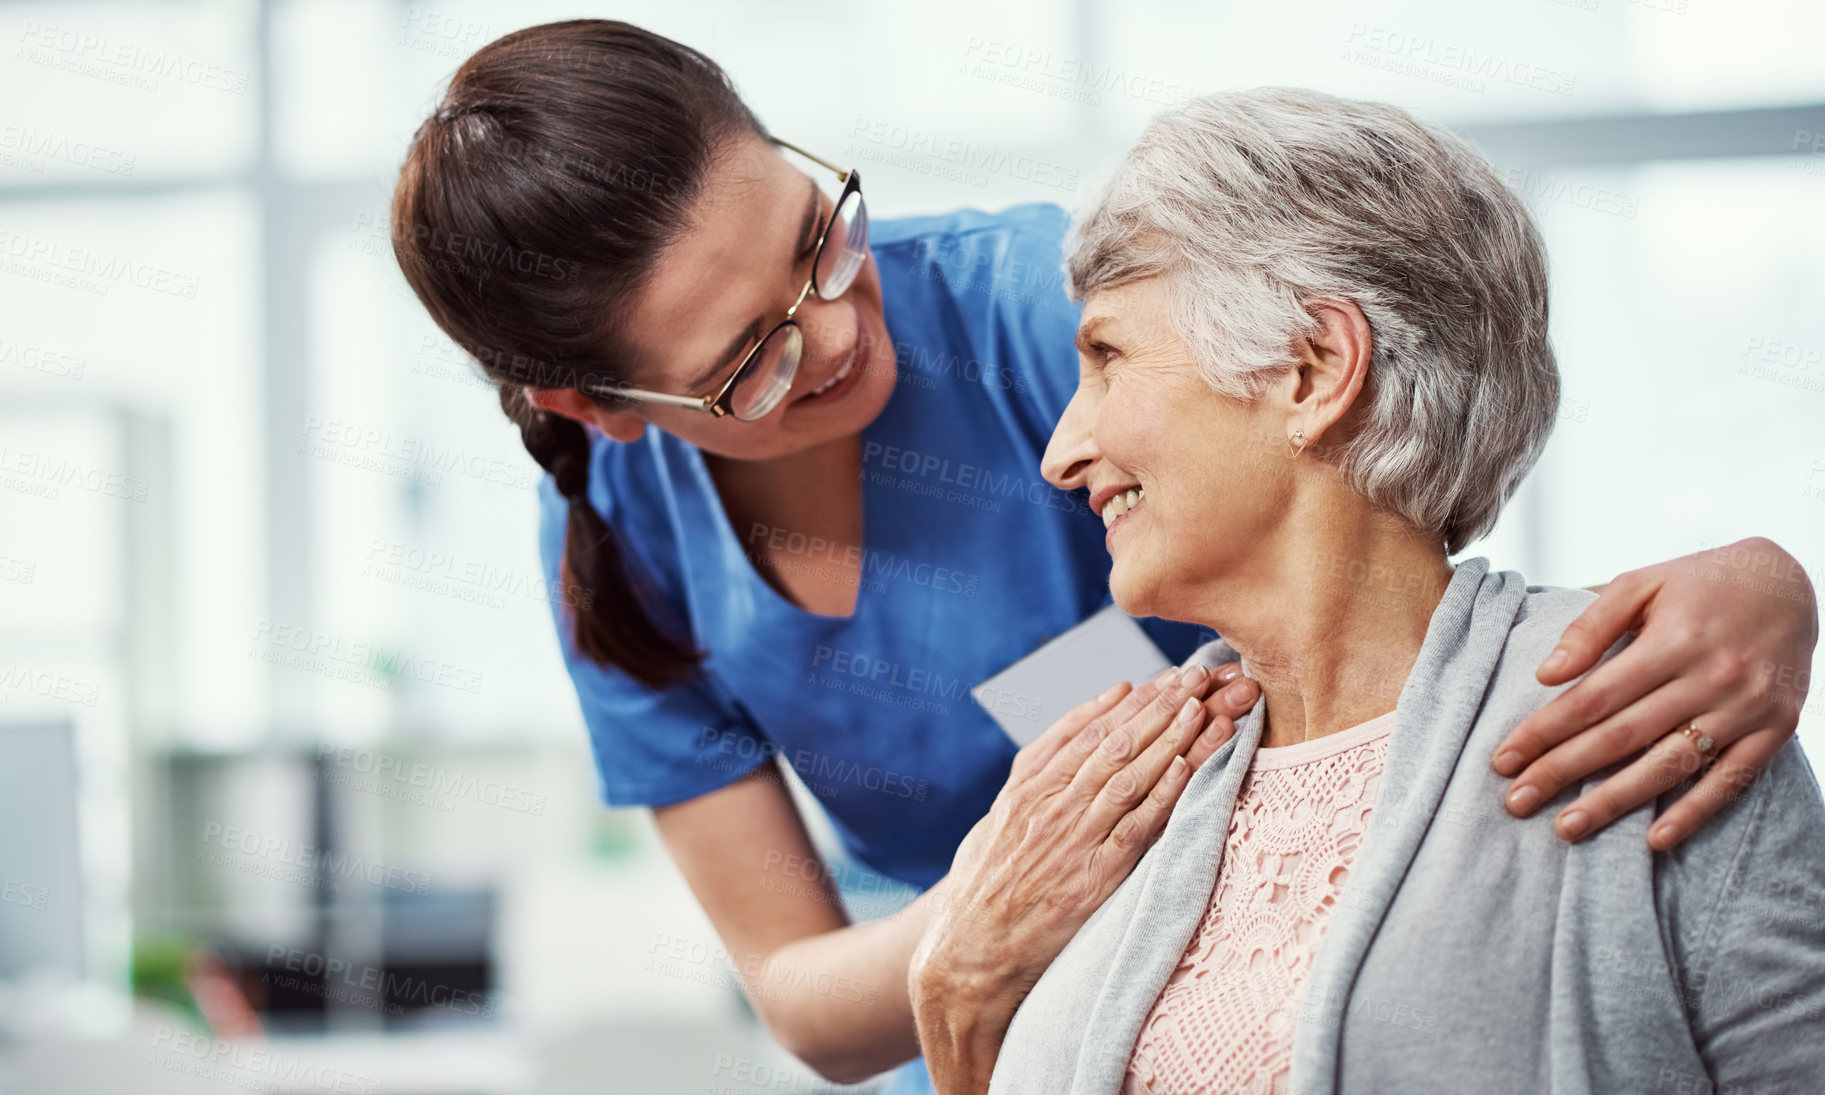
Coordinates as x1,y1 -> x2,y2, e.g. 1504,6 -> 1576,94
1107,564 -> 1159,621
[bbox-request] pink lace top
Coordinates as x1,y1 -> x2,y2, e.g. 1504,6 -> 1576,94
1121,710 -> 1396,1095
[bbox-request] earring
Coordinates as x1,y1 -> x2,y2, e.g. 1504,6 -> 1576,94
1288,429 -> 1308,457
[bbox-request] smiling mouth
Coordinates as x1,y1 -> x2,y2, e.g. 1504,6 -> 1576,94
793,315 -> 865,404
1101,485 -> 1145,529
806,350 -> 857,398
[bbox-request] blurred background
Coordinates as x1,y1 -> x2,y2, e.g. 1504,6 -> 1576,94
0,0 -> 1820,1091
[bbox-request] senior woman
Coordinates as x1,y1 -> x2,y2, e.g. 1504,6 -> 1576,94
907,89 -> 1825,1095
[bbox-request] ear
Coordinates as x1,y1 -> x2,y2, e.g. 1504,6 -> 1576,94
1284,298 -> 1372,455
525,387 -> 647,444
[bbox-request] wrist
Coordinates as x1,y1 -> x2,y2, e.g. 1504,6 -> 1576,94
911,914 -> 1025,1013
912,974 -> 1018,1095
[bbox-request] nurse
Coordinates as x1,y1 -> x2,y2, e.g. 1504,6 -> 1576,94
388,19 -> 1820,1093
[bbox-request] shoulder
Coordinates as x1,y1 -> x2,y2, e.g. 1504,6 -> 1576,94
870,202 -> 1071,260
872,204 -> 1084,428
1506,582 -> 1600,665
1446,575 -> 1618,757
871,203 -> 1075,327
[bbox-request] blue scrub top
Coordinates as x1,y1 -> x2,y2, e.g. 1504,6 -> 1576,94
537,203 -> 1211,890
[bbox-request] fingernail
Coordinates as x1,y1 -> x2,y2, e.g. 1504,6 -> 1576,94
1178,664 -> 1206,687
1542,648 -> 1568,674
1178,696 -> 1201,721
1492,749 -> 1522,776
1198,721 -> 1228,748
1152,667 -> 1177,686
1506,785 -> 1542,816
1557,809 -> 1589,841
1215,664 -> 1242,684
1648,822 -> 1672,848
1223,680 -> 1254,706
1098,681 -> 1125,702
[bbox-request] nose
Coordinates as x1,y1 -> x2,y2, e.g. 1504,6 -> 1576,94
1042,387 -> 1098,491
794,293 -> 859,368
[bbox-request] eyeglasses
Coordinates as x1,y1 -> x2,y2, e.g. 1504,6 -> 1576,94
590,138 -> 869,422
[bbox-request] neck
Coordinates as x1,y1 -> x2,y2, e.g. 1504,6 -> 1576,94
1183,490 -> 1455,749
704,429 -> 862,496
702,430 -> 864,545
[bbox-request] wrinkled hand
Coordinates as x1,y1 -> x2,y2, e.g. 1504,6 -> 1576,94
1493,537 -> 1817,849
910,663 -> 1254,1095
944,662 -> 1257,886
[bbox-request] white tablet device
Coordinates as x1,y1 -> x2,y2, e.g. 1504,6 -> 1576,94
971,603 -> 1175,747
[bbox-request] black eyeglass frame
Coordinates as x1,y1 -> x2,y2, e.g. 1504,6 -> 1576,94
587,138 -> 865,420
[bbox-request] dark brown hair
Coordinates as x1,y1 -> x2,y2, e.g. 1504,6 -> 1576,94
391,19 -> 765,690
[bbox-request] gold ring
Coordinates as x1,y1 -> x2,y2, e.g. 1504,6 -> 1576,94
1676,722 -> 1718,762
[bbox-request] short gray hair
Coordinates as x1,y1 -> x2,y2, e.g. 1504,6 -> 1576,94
1067,88 -> 1558,553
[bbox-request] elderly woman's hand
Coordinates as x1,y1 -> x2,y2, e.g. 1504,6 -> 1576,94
1494,536 -> 1817,849
908,664 -> 1249,1094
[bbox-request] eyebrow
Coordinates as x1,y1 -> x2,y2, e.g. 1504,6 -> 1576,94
1075,315 -> 1114,357
684,181 -> 824,391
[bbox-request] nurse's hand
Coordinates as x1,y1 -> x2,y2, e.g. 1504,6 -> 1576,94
909,664 -> 1249,1095
1493,536 -> 1817,850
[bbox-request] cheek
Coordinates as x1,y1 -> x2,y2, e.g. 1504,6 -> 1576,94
1096,383 -> 1173,466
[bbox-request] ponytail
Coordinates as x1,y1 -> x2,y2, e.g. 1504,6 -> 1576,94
499,386 -> 700,689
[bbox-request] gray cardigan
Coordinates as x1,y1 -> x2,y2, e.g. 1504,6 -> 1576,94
989,559 -> 1825,1094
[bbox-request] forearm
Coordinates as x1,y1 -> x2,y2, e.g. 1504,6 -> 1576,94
747,877 -> 954,1084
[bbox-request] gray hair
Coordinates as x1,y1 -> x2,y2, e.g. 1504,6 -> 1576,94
1066,88 -> 1558,553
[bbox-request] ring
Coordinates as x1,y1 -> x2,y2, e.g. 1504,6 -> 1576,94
1676,721 -> 1718,763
